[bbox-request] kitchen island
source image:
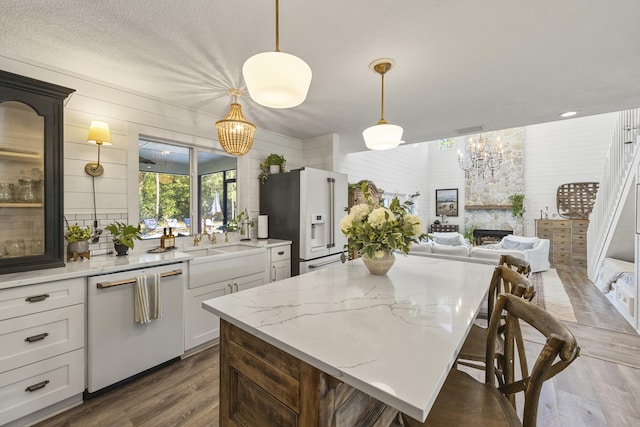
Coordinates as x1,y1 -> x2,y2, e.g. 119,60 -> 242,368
202,255 -> 496,425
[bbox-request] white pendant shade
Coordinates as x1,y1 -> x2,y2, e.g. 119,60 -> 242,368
242,51 -> 312,109
363,123 -> 403,150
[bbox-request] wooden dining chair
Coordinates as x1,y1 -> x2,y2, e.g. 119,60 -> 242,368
456,265 -> 535,373
402,293 -> 580,427
499,254 -> 532,277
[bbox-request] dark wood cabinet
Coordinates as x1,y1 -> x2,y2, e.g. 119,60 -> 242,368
429,224 -> 459,233
0,71 -> 74,273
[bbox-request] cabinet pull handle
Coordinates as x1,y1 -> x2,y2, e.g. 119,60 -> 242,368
25,332 -> 49,343
227,284 -> 232,293
277,251 -> 284,255
25,294 -> 50,303
234,283 -> 238,292
25,380 -> 49,392
272,265 -> 276,282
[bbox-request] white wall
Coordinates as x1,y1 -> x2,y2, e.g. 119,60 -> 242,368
0,56 -> 304,253
523,113 -> 618,235
338,143 -> 431,226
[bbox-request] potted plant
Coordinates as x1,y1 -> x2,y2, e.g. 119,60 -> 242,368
340,188 -> 427,275
259,153 -> 286,183
508,193 -> 525,218
64,223 -> 91,255
237,209 -> 254,241
106,221 -> 142,256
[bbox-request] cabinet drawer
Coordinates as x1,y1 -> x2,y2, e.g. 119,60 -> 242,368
553,252 -> 571,264
553,236 -> 571,246
572,221 -> 589,231
553,221 -> 572,230
0,349 -> 84,425
189,252 -> 266,289
572,240 -> 587,253
0,304 -> 84,374
270,245 -> 291,262
537,231 -> 553,240
0,278 -> 84,321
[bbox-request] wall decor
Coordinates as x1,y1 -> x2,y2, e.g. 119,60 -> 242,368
436,188 -> 458,217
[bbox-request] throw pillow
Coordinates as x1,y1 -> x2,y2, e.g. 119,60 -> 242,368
502,238 -> 520,250
434,236 -> 461,246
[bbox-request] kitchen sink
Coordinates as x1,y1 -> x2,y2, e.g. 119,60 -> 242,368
209,244 -> 257,254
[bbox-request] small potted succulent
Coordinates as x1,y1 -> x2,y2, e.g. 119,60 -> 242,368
259,153 -> 286,183
106,221 -> 142,256
64,223 -> 91,256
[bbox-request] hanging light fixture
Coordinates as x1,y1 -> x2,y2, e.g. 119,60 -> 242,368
242,0 -> 312,109
216,89 -> 256,156
362,58 -> 403,150
457,134 -> 504,179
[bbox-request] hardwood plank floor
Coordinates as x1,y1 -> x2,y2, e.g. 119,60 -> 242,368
34,265 -> 639,427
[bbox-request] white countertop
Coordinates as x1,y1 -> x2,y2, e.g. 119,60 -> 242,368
0,238 -> 292,290
202,255 -> 495,422
0,251 -> 192,289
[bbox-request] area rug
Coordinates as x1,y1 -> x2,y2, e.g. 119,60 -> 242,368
530,269 -> 577,322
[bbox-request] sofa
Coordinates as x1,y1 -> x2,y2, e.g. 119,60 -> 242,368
410,232 -> 471,257
410,233 -> 550,273
469,235 -> 550,272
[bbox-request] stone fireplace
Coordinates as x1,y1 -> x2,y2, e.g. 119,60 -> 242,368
473,228 -> 512,245
464,128 -> 524,236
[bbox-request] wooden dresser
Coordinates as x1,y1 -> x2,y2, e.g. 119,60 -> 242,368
429,224 -> 459,233
535,219 -> 588,268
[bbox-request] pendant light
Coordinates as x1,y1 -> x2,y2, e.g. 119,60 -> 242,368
242,0 -> 312,109
216,89 -> 256,156
362,58 -> 403,150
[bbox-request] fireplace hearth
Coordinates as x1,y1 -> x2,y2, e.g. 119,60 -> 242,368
473,229 -> 512,245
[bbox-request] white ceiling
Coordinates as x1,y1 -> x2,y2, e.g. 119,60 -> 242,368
2,0 -> 640,153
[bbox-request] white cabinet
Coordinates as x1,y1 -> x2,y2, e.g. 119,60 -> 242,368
267,243 -> 291,283
0,278 -> 85,426
185,250 -> 266,351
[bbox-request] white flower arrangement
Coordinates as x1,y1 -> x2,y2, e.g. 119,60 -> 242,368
340,187 -> 426,260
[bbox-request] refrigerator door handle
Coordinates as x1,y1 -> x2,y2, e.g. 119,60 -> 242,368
327,177 -> 335,248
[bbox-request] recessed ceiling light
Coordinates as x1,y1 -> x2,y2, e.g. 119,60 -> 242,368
559,111 -> 578,118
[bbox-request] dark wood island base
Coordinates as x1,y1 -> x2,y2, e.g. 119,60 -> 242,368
219,320 -> 399,426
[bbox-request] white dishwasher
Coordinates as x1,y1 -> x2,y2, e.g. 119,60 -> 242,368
86,262 -> 185,394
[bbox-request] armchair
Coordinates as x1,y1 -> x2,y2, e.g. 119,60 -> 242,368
469,235 -> 550,272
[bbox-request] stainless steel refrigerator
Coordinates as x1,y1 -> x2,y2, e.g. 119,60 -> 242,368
260,167 -> 348,276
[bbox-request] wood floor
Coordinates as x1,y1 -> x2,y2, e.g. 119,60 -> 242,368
35,265 -> 640,427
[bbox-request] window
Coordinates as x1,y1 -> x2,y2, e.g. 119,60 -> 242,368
439,138 -> 454,150
138,139 -> 236,239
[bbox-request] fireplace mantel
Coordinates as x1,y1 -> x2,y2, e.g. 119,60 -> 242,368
465,204 -> 511,210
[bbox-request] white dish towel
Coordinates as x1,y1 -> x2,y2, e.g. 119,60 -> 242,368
149,273 -> 162,320
134,275 -> 151,324
134,273 -> 162,324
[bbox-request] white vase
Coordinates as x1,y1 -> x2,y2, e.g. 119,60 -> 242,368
362,251 -> 395,275
269,165 -> 280,174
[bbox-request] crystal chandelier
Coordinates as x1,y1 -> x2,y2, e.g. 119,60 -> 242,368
457,134 -> 504,179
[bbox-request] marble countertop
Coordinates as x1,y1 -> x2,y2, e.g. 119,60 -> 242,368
0,238 -> 291,289
202,255 -> 495,422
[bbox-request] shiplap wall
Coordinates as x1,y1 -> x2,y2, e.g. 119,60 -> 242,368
338,144 -> 431,226
426,113 -> 619,237
0,55 -> 622,251
523,113 -> 618,235
0,56 -> 304,251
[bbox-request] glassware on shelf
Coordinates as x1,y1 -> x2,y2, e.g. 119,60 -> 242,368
0,183 -> 14,202
17,179 -> 36,202
5,239 -> 24,257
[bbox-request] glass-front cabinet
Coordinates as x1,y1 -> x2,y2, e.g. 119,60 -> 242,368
0,70 -> 74,273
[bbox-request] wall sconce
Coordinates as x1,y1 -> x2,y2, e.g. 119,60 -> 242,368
84,121 -> 112,177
